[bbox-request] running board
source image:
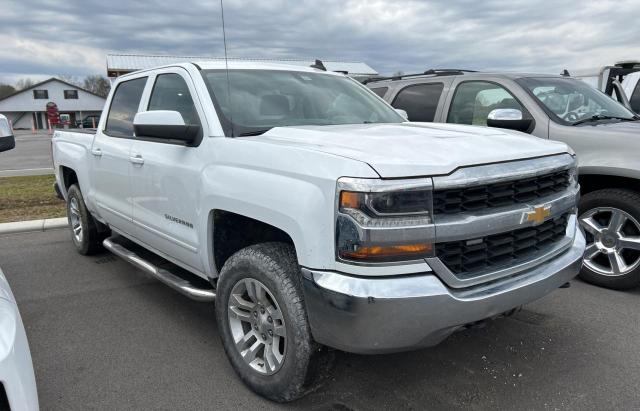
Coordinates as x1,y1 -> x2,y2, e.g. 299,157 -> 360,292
103,237 -> 215,302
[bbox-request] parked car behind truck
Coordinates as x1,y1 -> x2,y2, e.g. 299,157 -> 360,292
0,114 -> 15,152
52,61 -> 584,401
368,69 -> 640,290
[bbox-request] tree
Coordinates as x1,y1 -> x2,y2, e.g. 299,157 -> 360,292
15,78 -> 35,90
83,75 -> 111,97
0,84 -> 16,99
57,75 -> 82,87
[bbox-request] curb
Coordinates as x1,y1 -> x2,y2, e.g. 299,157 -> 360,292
0,217 -> 68,235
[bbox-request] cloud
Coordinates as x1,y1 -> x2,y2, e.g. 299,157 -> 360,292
1,0 -> 639,85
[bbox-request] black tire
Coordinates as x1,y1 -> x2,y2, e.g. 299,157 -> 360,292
66,184 -> 107,255
215,242 -> 331,402
578,188 -> 640,290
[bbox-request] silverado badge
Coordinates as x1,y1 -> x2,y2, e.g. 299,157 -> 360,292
523,205 -> 552,225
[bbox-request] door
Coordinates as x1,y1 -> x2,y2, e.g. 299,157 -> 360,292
91,76 -> 147,229
444,79 -> 548,137
130,70 -> 206,270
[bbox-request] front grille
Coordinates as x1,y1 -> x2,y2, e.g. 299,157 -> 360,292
433,170 -> 571,215
435,213 -> 569,278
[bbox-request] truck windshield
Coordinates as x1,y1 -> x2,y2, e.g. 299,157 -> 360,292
201,69 -> 404,136
517,77 -> 638,125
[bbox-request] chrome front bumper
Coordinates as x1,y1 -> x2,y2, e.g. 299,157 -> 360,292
301,227 -> 585,354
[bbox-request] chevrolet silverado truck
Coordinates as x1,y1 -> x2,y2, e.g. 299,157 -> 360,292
368,69 -> 640,290
52,61 -> 584,402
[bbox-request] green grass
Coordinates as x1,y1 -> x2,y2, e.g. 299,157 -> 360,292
0,175 -> 66,223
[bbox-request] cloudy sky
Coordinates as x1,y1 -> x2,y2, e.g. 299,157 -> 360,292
1,0 -> 639,85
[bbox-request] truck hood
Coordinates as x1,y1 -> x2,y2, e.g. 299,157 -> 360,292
253,122 -> 570,178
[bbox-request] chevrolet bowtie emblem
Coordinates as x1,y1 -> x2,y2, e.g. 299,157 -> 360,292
524,205 -> 551,224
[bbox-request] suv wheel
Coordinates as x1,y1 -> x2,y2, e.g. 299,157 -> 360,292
215,242 -> 331,402
66,184 -> 107,255
578,189 -> 640,290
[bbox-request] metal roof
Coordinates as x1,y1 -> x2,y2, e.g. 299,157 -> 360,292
106,54 -> 378,77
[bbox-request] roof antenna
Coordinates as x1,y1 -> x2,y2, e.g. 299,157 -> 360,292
219,0 -> 234,136
560,69 -> 570,77
310,59 -> 327,71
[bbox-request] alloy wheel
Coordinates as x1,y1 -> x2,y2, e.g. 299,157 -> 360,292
579,207 -> 640,276
69,197 -> 83,243
227,278 -> 286,375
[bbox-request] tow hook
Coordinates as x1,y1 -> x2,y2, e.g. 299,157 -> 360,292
559,282 -> 571,289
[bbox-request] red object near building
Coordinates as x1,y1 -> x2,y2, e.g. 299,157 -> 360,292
46,102 -> 60,127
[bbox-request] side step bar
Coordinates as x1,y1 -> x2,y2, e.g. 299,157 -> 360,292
103,237 -> 216,302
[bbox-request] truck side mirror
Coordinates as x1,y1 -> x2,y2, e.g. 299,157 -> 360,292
487,109 -> 533,133
0,116 -> 15,153
133,110 -> 200,144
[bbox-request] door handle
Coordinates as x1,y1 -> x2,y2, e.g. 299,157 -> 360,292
129,154 -> 145,165
91,148 -> 102,157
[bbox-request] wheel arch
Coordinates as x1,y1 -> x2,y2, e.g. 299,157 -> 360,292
579,173 -> 640,196
59,166 -> 79,194
208,209 -> 297,278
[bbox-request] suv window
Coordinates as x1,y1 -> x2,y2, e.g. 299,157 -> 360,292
630,79 -> 640,114
392,83 -> 444,122
148,73 -> 201,126
448,81 -> 523,126
105,77 -> 147,137
370,87 -> 388,98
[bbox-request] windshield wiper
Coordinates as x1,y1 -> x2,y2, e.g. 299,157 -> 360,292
572,115 -> 636,126
238,128 -> 272,136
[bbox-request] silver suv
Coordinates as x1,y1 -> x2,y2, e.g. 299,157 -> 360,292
367,69 -> 640,290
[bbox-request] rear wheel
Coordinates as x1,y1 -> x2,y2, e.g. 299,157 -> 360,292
66,184 -> 107,255
215,242 -> 331,402
578,189 -> 640,290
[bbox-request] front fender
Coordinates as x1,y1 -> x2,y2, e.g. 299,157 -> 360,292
199,165 -> 334,275
196,138 -> 379,277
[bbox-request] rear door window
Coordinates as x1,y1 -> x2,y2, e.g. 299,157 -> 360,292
391,83 -> 444,122
447,81 -> 524,126
105,77 -> 147,138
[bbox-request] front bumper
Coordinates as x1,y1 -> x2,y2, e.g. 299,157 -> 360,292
301,227 -> 585,354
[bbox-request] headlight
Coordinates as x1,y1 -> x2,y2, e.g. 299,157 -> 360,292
336,178 -> 435,263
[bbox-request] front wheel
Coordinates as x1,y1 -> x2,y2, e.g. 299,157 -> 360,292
215,243 -> 330,402
578,189 -> 640,290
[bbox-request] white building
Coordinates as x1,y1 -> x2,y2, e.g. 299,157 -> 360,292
0,78 -> 106,129
106,54 -> 378,81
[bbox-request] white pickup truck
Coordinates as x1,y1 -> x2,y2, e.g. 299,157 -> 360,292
52,61 -> 585,402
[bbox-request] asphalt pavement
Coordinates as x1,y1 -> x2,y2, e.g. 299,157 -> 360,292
0,229 -> 638,410
0,130 -> 54,175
